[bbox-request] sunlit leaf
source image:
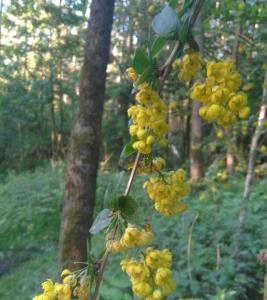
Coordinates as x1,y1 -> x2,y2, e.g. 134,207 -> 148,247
151,37 -> 168,57
152,6 -> 180,38
89,209 -> 113,235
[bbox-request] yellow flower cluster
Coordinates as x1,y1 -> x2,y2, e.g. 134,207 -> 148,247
143,169 -> 189,217
126,67 -> 139,82
33,271 -> 73,300
106,226 -> 152,254
129,157 -> 166,174
33,270 -> 89,300
178,51 -> 203,81
128,84 -> 169,154
190,58 -> 250,127
121,248 -> 176,300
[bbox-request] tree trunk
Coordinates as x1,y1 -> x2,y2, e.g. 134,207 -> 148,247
59,0 -> 115,270
226,17 -> 243,177
235,69 -> 267,257
239,69 -> 267,228
190,13 -> 203,181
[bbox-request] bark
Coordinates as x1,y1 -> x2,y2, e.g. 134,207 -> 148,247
59,0 -> 115,270
239,70 -> 267,228
226,15 -> 243,177
235,69 -> 267,256
190,13 -> 203,181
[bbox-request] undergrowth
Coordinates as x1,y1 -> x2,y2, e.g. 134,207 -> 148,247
0,165 -> 266,300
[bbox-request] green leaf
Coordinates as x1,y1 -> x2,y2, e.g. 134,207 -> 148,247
179,13 -> 191,43
120,140 -> 136,161
136,67 -> 153,85
89,209 -> 113,234
109,197 -> 120,211
179,0 -> 205,43
133,48 -> 150,74
169,0 -> 178,9
151,37 -> 168,57
152,6 -> 180,38
179,0 -> 194,17
118,195 -> 138,218
187,31 -> 200,51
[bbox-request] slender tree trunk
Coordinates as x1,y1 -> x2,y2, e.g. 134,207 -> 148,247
59,0 -> 115,270
235,69 -> 267,256
226,17 -> 243,177
190,13 -> 203,181
239,69 -> 267,228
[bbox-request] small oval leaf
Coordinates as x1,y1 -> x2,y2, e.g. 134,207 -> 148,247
89,209 -> 113,235
152,6 -> 180,38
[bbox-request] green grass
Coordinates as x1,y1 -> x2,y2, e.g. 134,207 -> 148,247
0,246 -> 58,300
0,164 -> 266,300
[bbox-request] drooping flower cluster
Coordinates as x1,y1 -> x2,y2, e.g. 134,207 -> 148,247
121,248 -> 176,300
106,226 -> 152,254
128,84 -> 169,154
144,169 -> 189,217
32,270 -> 89,300
33,279 -> 71,300
177,51 -> 203,81
190,58 -> 250,127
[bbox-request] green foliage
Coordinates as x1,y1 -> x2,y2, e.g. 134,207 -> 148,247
0,165 -> 64,250
0,247 -> 58,300
151,37 -> 168,58
133,48 -> 150,75
0,166 -> 266,299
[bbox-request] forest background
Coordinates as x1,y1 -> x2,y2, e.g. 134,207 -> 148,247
0,0 -> 266,299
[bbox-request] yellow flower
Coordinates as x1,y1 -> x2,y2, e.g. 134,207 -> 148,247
178,52 -> 203,81
206,104 -> 223,121
132,282 -> 152,298
152,289 -> 163,300
154,268 -> 172,285
61,269 -> 71,278
120,227 -> 152,248
152,157 -> 166,171
224,71 -> 241,92
190,82 -> 212,102
238,106 -> 250,119
207,61 -> 227,83
126,67 -> 138,82
161,278 -> 176,296
145,248 -> 172,269
106,240 -> 125,253
211,87 -> 230,104
42,279 -> 54,293
146,135 -> 156,145
57,284 -> 71,300
228,92 -> 247,112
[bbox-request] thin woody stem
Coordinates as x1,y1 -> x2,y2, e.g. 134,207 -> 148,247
92,151 -> 141,300
124,151 -> 141,196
